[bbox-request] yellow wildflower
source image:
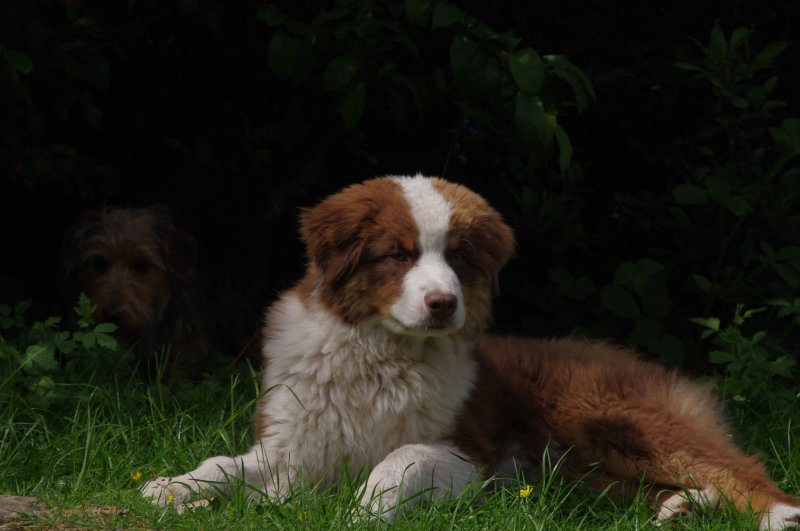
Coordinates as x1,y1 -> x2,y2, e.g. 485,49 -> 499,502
166,494 -> 175,504
519,485 -> 533,498
298,511 -> 307,521
131,470 -> 143,481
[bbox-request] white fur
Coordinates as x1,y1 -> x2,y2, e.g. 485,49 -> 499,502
360,443 -> 478,520
143,286 -> 478,514
387,175 -> 466,333
760,502 -> 800,530
656,487 -> 719,523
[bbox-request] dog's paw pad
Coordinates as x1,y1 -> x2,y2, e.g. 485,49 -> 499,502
760,503 -> 800,530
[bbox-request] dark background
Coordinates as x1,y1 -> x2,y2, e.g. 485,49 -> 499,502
2,1 -> 799,380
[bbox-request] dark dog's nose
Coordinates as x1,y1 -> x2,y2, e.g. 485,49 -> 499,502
102,306 -> 125,325
424,291 -> 457,320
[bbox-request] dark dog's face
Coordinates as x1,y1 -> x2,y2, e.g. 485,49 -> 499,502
63,207 -> 196,339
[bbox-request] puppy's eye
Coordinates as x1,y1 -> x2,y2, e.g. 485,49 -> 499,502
92,256 -> 109,274
449,250 -> 470,265
131,259 -> 151,275
388,250 -> 410,263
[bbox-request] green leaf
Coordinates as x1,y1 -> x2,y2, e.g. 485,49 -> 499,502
54,331 -> 75,354
554,125 -> 572,172
256,5 -> 286,26
705,174 -> 730,198
709,350 -> 735,364
96,333 -> 118,350
762,76 -> 778,94
545,55 -> 593,110
79,331 -> 97,349
80,93 -> 104,129
514,92 -> 542,143
51,143 -> 81,160
729,27 -> 751,53
689,316 -> 720,331
431,2 -> 464,29
268,31 -> 314,86
673,184 -> 708,205
449,35 -> 495,98
600,285 -> 641,321
674,62 -> 705,73
404,0 -> 430,27
773,264 -> 799,288
709,24 -> 727,60
753,40 -> 787,69
771,356 -> 797,378
717,195 -> 752,216
23,344 -> 58,371
94,322 -> 118,334
321,55 -> 360,91
537,113 -> 557,145
692,274 -> 712,292
760,240 -> 776,260
508,48 -> 544,95
729,95 -> 748,109
613,262 -> 639,288
342,82 -> 365,131
641,276 -> 672,319
4,48 -> 33,74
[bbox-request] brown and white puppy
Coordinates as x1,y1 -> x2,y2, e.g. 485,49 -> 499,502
142,175 -> 799,528
62,206 -> 223,379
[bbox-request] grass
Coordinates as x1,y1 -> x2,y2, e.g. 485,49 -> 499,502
1,363 -> 799,530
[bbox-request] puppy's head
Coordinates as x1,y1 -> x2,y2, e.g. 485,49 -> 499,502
62,206 -> 196,338
300,175 -> 514,338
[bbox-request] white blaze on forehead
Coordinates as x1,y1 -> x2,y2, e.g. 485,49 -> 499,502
392,174 -> 451,253
388,175 -> 465,333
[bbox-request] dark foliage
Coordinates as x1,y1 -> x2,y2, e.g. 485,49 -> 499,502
1,1 -> 798,402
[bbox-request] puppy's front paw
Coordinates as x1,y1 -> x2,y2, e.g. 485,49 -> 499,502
760,503 -> 800,530
141,476 -> 192,507
360,487 -> 400,522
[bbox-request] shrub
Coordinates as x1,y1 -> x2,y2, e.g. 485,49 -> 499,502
0,294 -> 127,409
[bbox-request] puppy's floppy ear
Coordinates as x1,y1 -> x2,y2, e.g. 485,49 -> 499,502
300,184 -> 376,287
62,209 -> 102,275
150,206 -> 197,280
166,228 -> 197,280
484,214 -> 516,297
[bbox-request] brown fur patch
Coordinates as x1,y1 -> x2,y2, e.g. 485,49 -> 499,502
453,336 -> 799,512
299,178 -> 419,324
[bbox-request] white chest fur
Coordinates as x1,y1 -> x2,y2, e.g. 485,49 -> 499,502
258,292 -> 477,485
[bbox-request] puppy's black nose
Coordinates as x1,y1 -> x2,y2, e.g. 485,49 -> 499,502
424,291 -> 457,320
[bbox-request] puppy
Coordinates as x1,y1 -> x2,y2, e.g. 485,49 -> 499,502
142,175 -> 800,528
62,206 -> 224,379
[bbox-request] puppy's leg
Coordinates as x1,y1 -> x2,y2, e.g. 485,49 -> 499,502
359,443 -> 479,521
561,381 -> 800,529
142,445 -> 284,506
